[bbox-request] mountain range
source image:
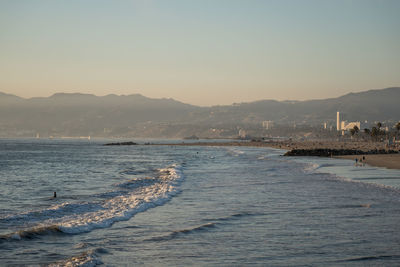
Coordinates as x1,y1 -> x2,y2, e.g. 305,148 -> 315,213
0,87 -> 399,138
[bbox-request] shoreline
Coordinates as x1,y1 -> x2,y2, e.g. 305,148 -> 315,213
334,154 -> 400,170
151,140 -> 400,170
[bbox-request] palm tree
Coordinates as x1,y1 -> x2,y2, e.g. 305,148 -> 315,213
395,122 -> 400,138
377,122 -> 390,140
371,127 -> 379,141
363,128 -> 371,141
349,125 -> 359,140
350,128 -> 356,137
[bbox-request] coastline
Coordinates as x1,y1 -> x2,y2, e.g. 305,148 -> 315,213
334,154 -> 400,170
152,140 -> 400,170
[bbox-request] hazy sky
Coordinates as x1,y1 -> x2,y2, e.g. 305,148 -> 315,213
0,0 -> 399,106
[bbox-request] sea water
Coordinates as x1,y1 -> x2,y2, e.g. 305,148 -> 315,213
0,139 -> 400,266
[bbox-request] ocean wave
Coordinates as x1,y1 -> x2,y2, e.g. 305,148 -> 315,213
119,167 -> 150,176
354,176 -> 400,181
0,202 -> 104,223
225,148 -> 244,157
302,162 -> 343,173
0,225 -> 63,241
327,174 -> 400,193
302,162 -> 321,172
202,212 -> 261,222
343,255 -> 400,262
145,212 -> 261,242
1,164 -> 183,240
53,164 -> 183,234
307,204 -> 372,211
288,157 -> 400,192
145,222 -> 217,242
114,176 -> 158,189
47,248 -> 107,267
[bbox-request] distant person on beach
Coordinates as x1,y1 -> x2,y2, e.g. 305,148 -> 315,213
53,192 -> 57,198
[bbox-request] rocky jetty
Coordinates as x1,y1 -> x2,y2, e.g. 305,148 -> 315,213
104,141 -> 138,146
183,135 -> 199,140
284,148 -> 399,157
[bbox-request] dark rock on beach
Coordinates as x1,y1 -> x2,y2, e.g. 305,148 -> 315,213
104,142 -> 138,146
183,135 -> 199,140
284,148 -> 399,157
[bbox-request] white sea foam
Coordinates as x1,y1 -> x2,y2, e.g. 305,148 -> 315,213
302,162 -> 321,172
58,164 -> 183,234
114,176 -> 157,189
290,156 -> 400,192
226,148 -> 244,156
3,164 -> 183,238
48,248 -> 104,267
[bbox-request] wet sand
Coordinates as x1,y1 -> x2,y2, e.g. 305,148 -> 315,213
335,154 -> 400,170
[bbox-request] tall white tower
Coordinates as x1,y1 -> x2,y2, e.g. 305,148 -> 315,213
336,111 -> 340,131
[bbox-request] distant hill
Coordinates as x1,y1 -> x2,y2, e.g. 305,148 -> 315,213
0,93 -> 200,137
198,87 -> 400,125
0,87 -> 399,137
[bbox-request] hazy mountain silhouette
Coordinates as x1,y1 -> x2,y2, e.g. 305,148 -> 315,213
0,87 -> 399,137
0,93 -> 200,137
199,87 -> 400,125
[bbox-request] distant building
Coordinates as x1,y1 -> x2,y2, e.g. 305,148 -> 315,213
340,121 -> 361,131
336,111 -> 360,131
337,112 -> 340,131
262,120 -> 274,130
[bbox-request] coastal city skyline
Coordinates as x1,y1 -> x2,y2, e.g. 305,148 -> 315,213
1,0 -> 400,106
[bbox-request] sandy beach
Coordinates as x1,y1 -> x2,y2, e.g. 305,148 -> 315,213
335,154 -> 400,170
155,140 -> 400,170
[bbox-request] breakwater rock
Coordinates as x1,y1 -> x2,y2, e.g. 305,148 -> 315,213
284,148 -> 399,157
104,142 -> 138,146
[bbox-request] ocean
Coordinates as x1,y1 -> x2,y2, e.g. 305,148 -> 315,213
1,139 -> 400,266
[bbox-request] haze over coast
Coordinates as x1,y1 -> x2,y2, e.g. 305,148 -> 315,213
1,1 -> 400,106
0,87 -> 399,139
1,1 -> 400,266
1,0 -> 398,139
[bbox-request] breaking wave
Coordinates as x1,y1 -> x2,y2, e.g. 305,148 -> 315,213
48,248 -> 107,267
1,164 -> 183,241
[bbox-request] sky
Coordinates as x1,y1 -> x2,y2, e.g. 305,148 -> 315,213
0,0 -> 399,106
